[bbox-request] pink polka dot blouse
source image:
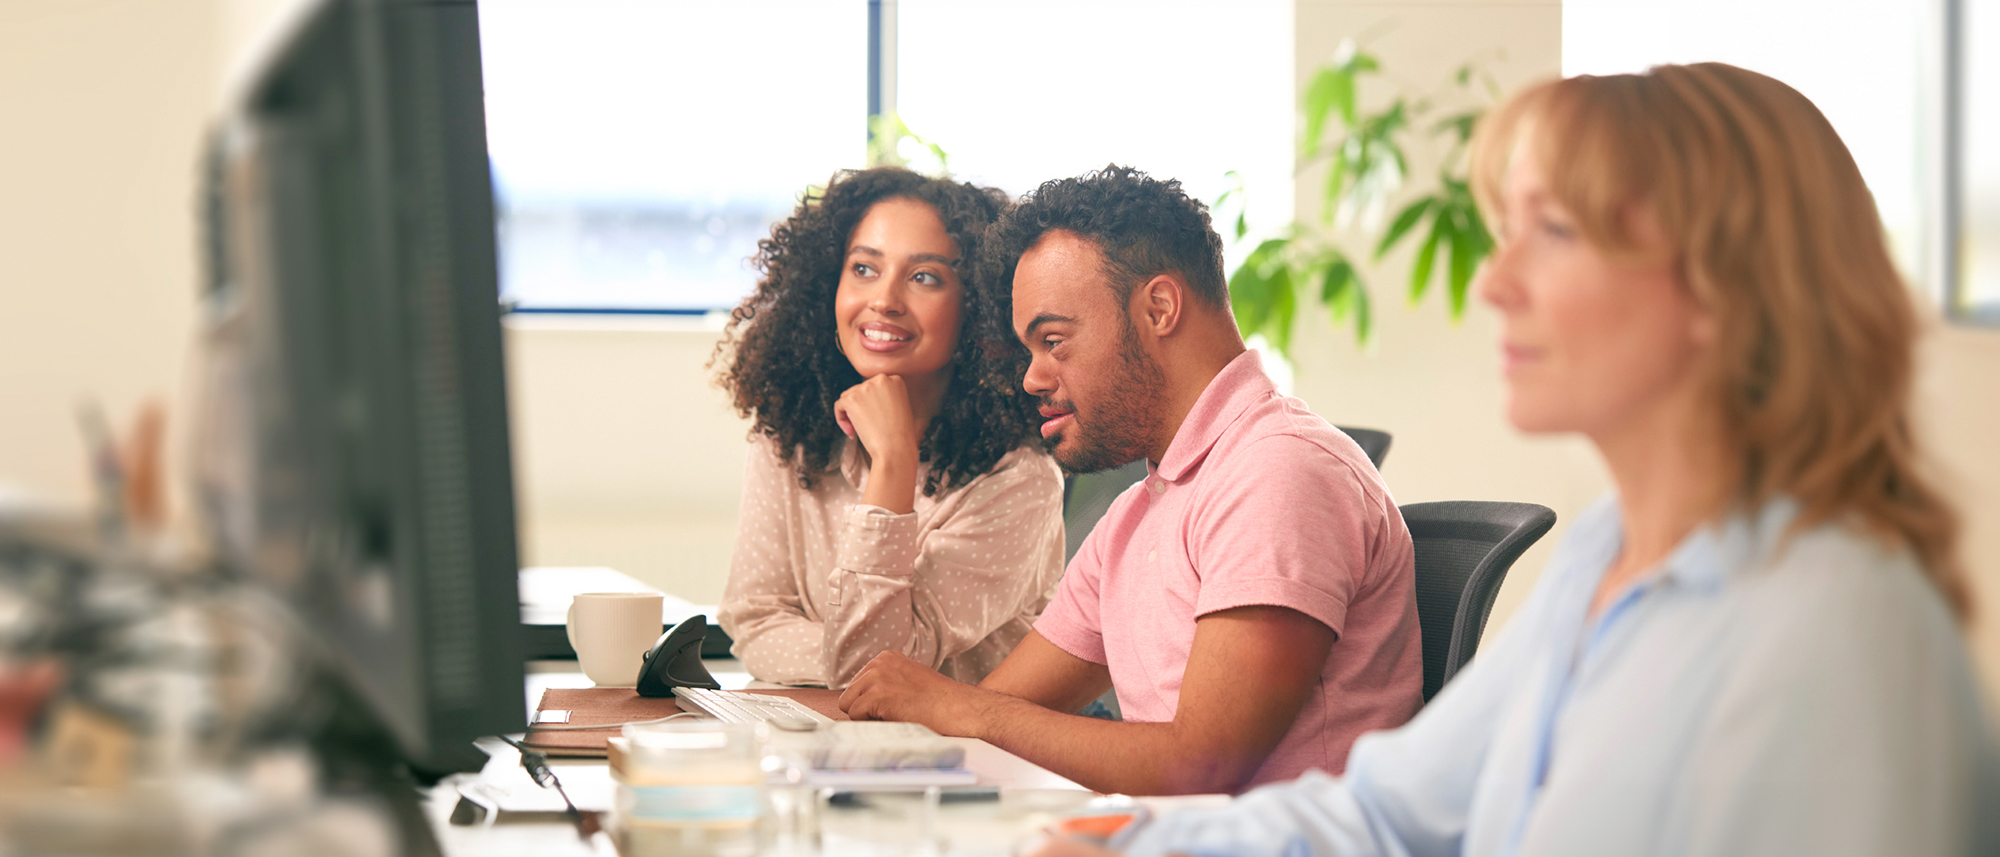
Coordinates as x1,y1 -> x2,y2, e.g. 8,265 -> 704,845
717,437 -> 1065,689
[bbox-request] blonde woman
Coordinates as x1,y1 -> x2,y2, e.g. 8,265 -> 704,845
1067,63 -> 1998,857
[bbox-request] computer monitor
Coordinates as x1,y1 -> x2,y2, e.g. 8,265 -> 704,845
197,0 -> 523,774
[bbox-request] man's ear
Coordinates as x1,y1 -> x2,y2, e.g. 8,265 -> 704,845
1132,273 -> 1186,340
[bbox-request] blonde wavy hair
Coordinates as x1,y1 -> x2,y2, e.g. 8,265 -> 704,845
1470,62 -> 1970,621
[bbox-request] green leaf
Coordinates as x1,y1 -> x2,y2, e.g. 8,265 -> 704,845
1302,67 -> 1345,155
1332,71 -> 1358,128
1323,145 -> 1351,223
1228,238 -> 1290,339
1433,111 -> 1480,144
1376,197 -> 1435,258
1446,206 -> 1478,317
1235,211 -> 1248,241
1464,200 -> 1494,256
1266,266 -> 1297,357
1229,263 -> 1272,336
1441,200 -> 1495,318
1387,142 -> 1410,184
1410,214 -> 1446,302
1353,273 -> 1374,344
1320,257 -> 1356,307
1247,237 -> 1290,267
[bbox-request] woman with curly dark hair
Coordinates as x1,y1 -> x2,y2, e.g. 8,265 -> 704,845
714,167 -> 1064,689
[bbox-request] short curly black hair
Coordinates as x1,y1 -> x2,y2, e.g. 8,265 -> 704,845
980,164 -> 1229,315
712,167 -> 1040,496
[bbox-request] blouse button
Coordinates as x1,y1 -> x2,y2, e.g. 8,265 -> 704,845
1148,480 -> 1167,495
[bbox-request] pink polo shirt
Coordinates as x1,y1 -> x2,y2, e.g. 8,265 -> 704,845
1034,350 -> 1422,789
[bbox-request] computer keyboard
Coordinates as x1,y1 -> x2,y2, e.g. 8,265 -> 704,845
673,687 -> 838,726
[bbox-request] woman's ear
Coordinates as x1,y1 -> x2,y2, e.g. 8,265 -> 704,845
1680,268 -> 1721,350
1689,302 -> 1720,348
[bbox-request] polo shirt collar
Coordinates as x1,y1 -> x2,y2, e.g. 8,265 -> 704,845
1154,350 -> 1276,482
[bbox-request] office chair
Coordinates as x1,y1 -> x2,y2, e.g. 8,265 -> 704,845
1062,459 -> 1150,563
1400,500 -> 1556,701
1335,426 -> 1392,469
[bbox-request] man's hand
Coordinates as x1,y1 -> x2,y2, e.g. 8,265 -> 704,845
949,607 -> 1335,796
838,651 -> 996,733
833,375 -> 920,514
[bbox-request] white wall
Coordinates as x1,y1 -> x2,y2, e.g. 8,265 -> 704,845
0,0 -> 217,521
1917,327 -> 2000,701
504,318 -> 747,603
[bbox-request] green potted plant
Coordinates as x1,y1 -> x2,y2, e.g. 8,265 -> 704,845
1218,41 -> 1502,352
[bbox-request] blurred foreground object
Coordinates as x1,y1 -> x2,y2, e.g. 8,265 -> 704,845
0,660 -> 62,765
0,512 -> 422,856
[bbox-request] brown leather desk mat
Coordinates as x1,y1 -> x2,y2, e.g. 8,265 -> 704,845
522,687 -> 849,756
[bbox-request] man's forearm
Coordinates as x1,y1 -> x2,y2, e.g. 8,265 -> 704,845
966,692 -> 1256,796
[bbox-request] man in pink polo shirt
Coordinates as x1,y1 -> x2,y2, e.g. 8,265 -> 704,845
840,165 -> 1422,795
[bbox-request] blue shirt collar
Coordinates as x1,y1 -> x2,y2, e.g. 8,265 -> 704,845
1571,494 -> 1802,597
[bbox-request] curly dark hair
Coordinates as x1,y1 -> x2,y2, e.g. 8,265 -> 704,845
978,164 -> 1229,316
712,167 -> 1040,496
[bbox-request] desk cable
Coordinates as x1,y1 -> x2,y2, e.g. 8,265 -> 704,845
496,734 -> 601,841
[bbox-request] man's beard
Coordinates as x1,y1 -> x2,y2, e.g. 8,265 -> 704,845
1042,319 -> 1166,474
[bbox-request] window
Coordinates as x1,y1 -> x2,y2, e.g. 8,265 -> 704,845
478,0 -> 865,313
1954,0 -> 2000,320
479,1 -> 1292,314
896,0 -> 1295,277
1564,0 -> 1928,284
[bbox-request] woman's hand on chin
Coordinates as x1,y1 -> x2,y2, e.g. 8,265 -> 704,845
836,374 -> 921,513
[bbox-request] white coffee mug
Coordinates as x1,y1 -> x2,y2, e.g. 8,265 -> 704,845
566,592 -> 665,687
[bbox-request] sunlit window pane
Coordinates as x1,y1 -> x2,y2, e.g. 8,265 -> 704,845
895,0 -> 1295,276
1963,0 -> 2000,314
1562,0 -> 1924,282
479,0 -> 866,311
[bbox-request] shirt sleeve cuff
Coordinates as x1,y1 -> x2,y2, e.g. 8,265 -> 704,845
832,503 -> 921,576
1033,612 -> 1109,666
1195,577 -> 1350,639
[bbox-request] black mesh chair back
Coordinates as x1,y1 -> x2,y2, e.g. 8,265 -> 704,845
1335,426 -> 1392,469
1400,500 -> 1556,701
1062,459 -> 1151,563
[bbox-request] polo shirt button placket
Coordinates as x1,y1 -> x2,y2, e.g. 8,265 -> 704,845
1149,480 -> 1167,495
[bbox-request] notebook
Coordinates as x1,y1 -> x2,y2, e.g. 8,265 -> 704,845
522,687 -> 850,757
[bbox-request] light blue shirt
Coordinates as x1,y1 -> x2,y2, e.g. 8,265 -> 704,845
1120,496 -> 1999,857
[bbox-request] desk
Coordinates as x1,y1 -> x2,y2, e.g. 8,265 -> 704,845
427,740 -> 1106,857
432,663 -> 1102,857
